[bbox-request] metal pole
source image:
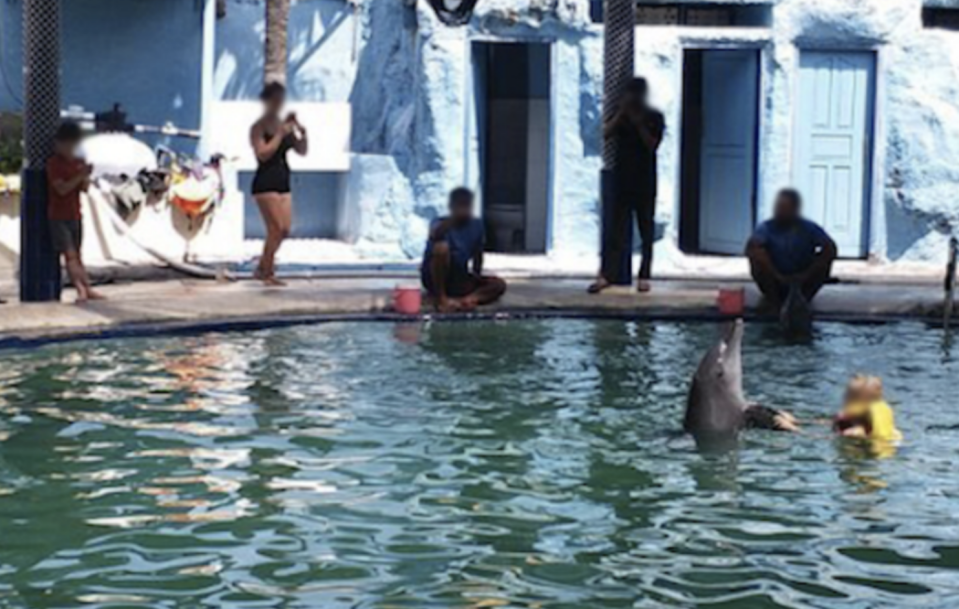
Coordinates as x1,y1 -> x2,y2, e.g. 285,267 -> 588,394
600,0 -> 634,285
20,0 -> 62,302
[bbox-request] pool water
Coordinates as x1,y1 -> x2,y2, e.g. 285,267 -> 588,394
1,320 -> 958,608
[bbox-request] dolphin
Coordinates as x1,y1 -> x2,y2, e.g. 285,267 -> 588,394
684,319 -> 795,451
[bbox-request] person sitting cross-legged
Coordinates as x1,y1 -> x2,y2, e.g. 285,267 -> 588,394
746,188 -> 837,310
421,188 -> 507,313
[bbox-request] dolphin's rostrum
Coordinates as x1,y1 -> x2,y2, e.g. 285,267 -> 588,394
685,319 -> 796,451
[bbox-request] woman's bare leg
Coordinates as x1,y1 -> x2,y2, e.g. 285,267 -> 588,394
255,193 -> 291,285
270,194 -> 292,285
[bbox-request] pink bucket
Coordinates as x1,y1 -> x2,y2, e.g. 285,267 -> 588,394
717,287 -> 745,316
393,285 -> 423,315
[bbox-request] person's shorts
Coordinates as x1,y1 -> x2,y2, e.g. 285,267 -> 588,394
421,266 -> 479,298
49,219 -> 83,254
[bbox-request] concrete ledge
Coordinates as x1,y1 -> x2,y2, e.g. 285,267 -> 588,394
0,277 -> 948,349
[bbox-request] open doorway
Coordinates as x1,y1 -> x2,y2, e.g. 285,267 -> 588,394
472,42 -> 551,254
679,49 -> 761,255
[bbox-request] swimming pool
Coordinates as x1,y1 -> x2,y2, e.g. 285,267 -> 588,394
0,320 -> 957,607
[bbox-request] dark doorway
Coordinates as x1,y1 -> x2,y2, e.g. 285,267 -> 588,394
473,42 -> 551,254
679,49 -> 761,255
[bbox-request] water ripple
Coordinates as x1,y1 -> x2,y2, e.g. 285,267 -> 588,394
1,320 -> 958,607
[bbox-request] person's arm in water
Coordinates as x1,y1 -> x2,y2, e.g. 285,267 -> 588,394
841,426 -> 868,438
744,405 -> 800,432
833,409 -> 870,438
250,120 -> 292,163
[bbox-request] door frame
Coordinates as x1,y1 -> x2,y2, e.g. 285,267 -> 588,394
464,36 -> 557,254
677,39 -> 771,255
789,46 -> 884,259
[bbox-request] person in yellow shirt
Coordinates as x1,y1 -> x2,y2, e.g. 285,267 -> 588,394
833,375 -> 902,443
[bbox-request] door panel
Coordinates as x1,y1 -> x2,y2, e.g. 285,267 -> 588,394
698,50 -> 760,255
795,51 -> 875,258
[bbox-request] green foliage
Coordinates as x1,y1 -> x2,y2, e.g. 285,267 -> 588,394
0,112 -> 23,175
0,138 -> 22,175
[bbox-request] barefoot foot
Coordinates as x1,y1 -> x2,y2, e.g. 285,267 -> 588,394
262,276 -> 287,287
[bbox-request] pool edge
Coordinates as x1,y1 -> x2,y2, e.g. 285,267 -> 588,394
0,307 -> 931,351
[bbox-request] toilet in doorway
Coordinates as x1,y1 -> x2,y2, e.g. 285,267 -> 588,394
484,204 -> 525,253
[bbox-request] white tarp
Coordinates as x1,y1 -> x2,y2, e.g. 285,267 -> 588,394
79,133 -> 159,179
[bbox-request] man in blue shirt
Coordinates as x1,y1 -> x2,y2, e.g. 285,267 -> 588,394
422,188 -> 507,312
746,189 -> 838,307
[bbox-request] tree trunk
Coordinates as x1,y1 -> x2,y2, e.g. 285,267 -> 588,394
264,0 -> 290,86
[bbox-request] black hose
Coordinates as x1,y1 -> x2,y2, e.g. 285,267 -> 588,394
946,237 -> 957,293
427,0 -> 480,25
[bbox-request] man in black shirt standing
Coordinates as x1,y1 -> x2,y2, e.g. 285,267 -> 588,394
589,78 -> 665,294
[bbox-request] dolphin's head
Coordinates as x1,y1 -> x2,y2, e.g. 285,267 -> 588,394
684,320 -> 748,451
695,320 -> 744,390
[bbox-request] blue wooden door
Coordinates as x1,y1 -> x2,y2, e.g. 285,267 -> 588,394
794,52 -> 875,258
699,50 -> 760,255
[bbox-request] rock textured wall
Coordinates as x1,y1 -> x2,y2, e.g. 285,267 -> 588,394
347,0 -> 959,263
348,0 -> 602,259
615,0 -> 959,263
879,4 -> 959,260
775,0 -> 959,261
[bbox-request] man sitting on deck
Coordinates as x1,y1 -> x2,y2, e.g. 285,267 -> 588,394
746,188 -> 838,308
421,188 -> 507,312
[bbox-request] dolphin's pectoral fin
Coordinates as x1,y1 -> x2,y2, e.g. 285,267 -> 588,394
743,404 -> 799,432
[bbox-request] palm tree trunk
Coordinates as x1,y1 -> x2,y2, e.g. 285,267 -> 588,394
264,0 -> 290,86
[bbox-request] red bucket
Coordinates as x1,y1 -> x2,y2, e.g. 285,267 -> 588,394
393,285 -> 423,315
717,287 -> 745,316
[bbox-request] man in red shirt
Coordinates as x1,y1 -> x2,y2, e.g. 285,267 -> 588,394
47,122 -> 103,302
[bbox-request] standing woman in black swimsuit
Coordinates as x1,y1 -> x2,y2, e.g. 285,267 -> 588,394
250,82 -> 307,286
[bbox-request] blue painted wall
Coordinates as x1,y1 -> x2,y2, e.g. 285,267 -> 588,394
238,171 -> 340,239
1,0 -> 205,152
1,0 -> 353,239
0,0 -> 24,113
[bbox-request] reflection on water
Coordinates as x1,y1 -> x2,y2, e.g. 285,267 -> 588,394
1,320 -> 958,608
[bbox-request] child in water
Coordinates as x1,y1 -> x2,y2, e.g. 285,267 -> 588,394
833,375 -> 902,442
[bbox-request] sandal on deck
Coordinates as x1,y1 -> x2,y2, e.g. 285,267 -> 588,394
587,278 -> 611,295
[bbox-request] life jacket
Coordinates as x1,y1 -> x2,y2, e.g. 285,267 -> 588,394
838,400 -> 902,442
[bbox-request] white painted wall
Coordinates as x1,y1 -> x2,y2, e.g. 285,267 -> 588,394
629,0 -> 959,262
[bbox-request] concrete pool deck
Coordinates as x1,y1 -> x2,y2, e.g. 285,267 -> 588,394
0,271 -> 950,347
